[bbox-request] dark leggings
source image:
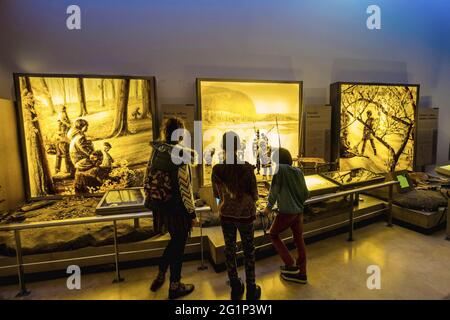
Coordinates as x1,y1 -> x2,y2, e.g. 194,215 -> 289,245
221,222 -> 256,286
159,229 -> 189,283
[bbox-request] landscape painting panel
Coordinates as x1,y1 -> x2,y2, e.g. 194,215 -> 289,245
199,80 -> 302,185
17,75 -> 155,198
339,83 -> 417,173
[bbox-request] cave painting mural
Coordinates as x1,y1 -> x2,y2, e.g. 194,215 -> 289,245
197,79 -> 303,185
15,74 -> 156,199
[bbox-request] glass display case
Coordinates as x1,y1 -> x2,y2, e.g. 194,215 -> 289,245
320,168 -> 385,189
197,78 -> 303,185
95,187 -> 150,215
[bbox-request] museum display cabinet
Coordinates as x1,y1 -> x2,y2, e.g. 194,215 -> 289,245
1,76 -> 448,295
14,73 -> 158,200
196,78 -> 303,186
330,82 -> 419,173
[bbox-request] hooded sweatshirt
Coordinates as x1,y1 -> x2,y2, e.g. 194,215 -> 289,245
267,164 -> 309,214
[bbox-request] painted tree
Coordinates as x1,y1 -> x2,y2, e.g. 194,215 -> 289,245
340,84 -> 417,172
109,79 -> 116,101
39,78 -> 56,114
141,79 -> 151,119
77,77 -> 88,116
109,78 -> 131,137
134,79 -> 139,99
20,76 -> 56,196
99,79 -> 105,107
59,78 -> 67,105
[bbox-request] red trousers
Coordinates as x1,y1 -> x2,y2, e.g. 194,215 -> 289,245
269,213 -> 307,275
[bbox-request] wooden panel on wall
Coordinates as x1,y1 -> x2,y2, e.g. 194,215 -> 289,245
0,98 -> 25,210
416,108 -> 439,169
303,105 -> 332,162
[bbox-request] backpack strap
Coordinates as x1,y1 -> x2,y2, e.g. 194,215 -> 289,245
178,164 -> 195,214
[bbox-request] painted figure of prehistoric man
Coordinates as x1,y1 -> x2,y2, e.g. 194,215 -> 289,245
252,130 -> 261,174
55,105 -> 75,175
203,147 -> 216,166
68,119 -> 94,165
74,150 -> 104,194
259,133 -> 272,179
360,110 -> 377,156
101,142 -> 115,171
57,105 -> 71,135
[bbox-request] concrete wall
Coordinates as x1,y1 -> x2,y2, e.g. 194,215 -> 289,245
0,0 -> 449,206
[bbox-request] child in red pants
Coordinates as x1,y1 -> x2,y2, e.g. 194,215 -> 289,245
263,148 -> 309,283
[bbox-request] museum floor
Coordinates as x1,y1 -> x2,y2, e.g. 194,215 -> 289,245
1,221 -> 450,300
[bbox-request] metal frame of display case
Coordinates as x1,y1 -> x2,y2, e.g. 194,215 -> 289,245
229,180 -> 398,261
13,73 -> 158,202
319,168 -> 386,189
0,212 -> 152,297
195,78 -> 304,186
0,181 -> 397,297
329,81 -> 420,172
0,207 -> 212,298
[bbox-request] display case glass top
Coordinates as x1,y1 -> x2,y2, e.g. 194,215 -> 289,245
304,174 -> 340,196
320,168 -> 385,188
96,187 -> 150,215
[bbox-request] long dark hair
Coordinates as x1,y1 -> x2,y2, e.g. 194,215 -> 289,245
218,131 -> 244,196
221,131 -> 240,164
272,147 -> 292,165
161,117 -> 185,144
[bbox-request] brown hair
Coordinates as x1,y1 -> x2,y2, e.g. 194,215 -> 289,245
221,131 -> 240,164
273,147 -> 293,165
161,117 -> 185,144
217,131 -> 245,196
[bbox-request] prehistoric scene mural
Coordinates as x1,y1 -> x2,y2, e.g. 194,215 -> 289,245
16,75 -> 156,198
338,83 -> 418,173
198,80 -> 302,185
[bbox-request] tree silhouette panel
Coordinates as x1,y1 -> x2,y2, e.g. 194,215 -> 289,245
338,84 -> 417,172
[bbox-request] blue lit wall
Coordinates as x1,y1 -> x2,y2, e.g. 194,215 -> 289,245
0,0 -> 449,162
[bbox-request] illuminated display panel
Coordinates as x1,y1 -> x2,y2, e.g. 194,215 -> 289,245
197,79 -> 303,185
320,168 -> 385,188
15,74 -> 157,200
304,174 -> 339,196
96,188 -> 148,215
436,165 -> 450,177
331,82 -> 419,173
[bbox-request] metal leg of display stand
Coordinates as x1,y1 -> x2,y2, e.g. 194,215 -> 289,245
348,193 -> 355,242
133,218 -> 140,229
112,220 -> 124,283
14,230 -> 31,297
198,211 -> 208,271
387,184 -> 394,227
14,230 -> 31,298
